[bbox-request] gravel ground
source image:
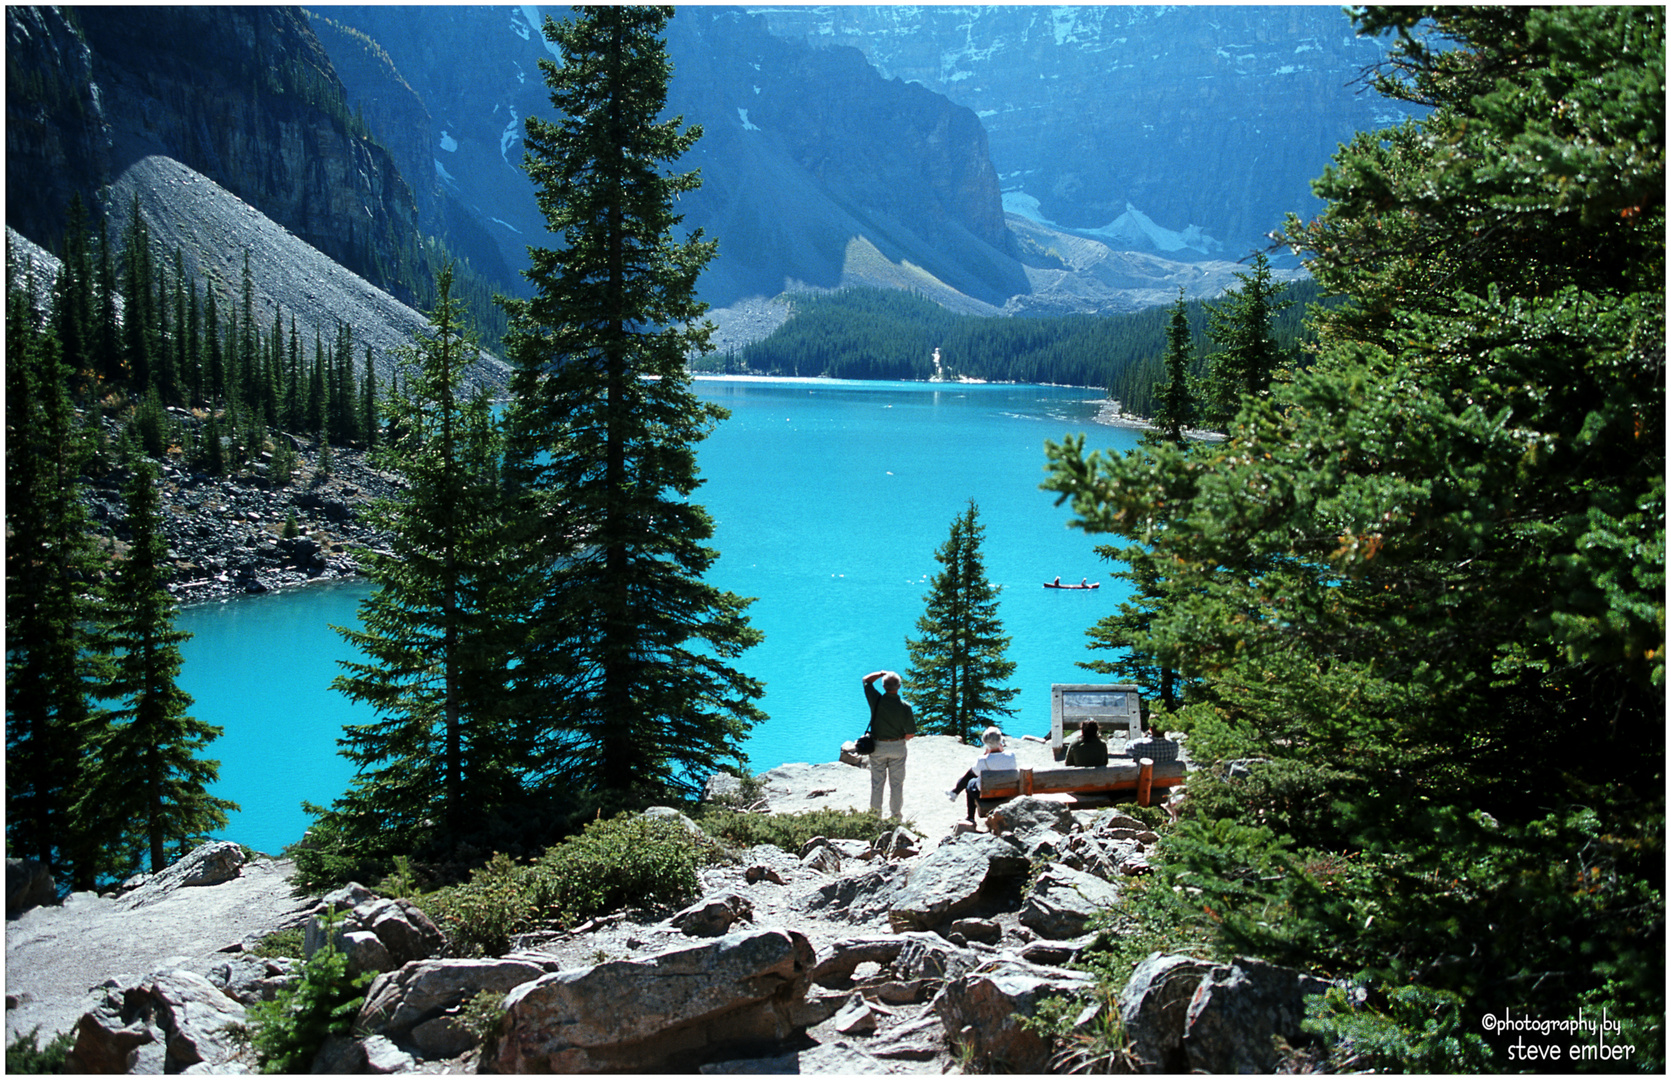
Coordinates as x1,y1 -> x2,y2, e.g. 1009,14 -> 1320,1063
754,732 -> 1063,849
4,858 -> 315,1048
2,736 -> 1075,1063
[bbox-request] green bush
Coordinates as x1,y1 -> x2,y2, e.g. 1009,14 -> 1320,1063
244,913 -> 371,1073
1304,984 -> 1492,1073
131,389 -> 173,459
6,1027 -> 73,1074
421,813 -> 718,957
696,806 -> 898,851
285,802 -> 388,892
1180,759 -> 1363,852
248,926 -> 305,959
533,813 -> 717,922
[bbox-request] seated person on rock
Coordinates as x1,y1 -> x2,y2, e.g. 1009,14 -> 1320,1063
1064,720 -> 1109,767
946,726 -> 1018,823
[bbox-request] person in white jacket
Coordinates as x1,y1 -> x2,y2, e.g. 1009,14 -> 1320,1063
946,726 -> 1017,824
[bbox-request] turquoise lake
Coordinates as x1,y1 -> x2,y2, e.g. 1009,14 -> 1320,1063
179,379 -> 1142,855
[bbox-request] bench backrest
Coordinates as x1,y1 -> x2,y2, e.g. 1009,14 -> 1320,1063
975,760 -> 1186,800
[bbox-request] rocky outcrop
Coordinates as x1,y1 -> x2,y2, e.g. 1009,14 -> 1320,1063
887,830 -> 1030,932
65,969 -> 247,1075
490,928 -> 817,1072
23,774 -> 1345,1075
1116,952 -> 1343,1074
114,841 -> 245,910
1183,957 -> 1339,1072
1019,864 -> 1123,939
1118,952 -> 1219,1072
39,7 -> 419,306
936,958 -> 1095,1073
305,892 -> 447,976
357,957 -> 554,1061
6,857 -> 56,918
756,6 -> 1417,259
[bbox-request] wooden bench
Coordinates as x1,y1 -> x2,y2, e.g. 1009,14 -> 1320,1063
973,758 -> 1186,815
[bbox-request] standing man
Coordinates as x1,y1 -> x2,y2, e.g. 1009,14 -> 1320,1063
863,670 -> 916,819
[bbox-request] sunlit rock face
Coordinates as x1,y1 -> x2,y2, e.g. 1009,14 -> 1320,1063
750,5 -> 1418,259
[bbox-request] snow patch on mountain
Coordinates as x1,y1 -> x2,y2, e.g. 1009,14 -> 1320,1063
1002,190 -> 1047,224
1096,203 -> 1221,256
1004,191 -> 1219,257
500,114 -> 521,168
517,5 -> 561,62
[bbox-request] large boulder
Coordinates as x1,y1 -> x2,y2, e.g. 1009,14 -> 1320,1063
66,969 -> 247,1074
804,861 -> 908,924
358,897 -> 447,965
1182,957 -> 1337,1073
306,895 -> 446,974
491,928 -> 815,1072
7,857 -> 56,917
888,831 -> 1029,931
1018,864 -> 1122,939
206,954 -> 297,1005
984,795 -> 1078,855
893,934 -> 985,983
358,956 -> 551,1052
671,891 -> 754,937
936,958 -> 1094,1073
114,841 -> 246,910
1117,952 -> 1217,1072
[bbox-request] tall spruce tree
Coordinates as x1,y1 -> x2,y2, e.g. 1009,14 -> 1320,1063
82,461 -> 235,875
903,500 -> 1018,743
1149,287 -> 1197,445
501,5 -> 764,809
1079,545 -> 1180,713
5,276 -> 110,890
327,267 -> 521,860
1198,250 -> 1292,430
1045,6 -> 1663,1068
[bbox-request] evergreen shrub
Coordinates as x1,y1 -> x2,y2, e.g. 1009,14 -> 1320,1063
243,913 -> 371,1073
696,806 -> 895,852
1303,984 -> 1492,1073
132,389 -> 172,459
5,1027 -> 74,1074
1181,760 -> 1363,853
421,813 -> 719,957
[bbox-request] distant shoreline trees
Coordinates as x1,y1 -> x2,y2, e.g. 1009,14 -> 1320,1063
710,278 -> 1321,417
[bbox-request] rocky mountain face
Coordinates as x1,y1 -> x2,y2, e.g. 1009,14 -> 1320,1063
7,5 -> 1379,336
7,6 -> 422,306
751,5 -> 1416,261
314,5 -> 1030,314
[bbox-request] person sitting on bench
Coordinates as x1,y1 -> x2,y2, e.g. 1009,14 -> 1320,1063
1124,726 -> 1179,764
1065,719 -> 1109,767
947,726 -> 1018,823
